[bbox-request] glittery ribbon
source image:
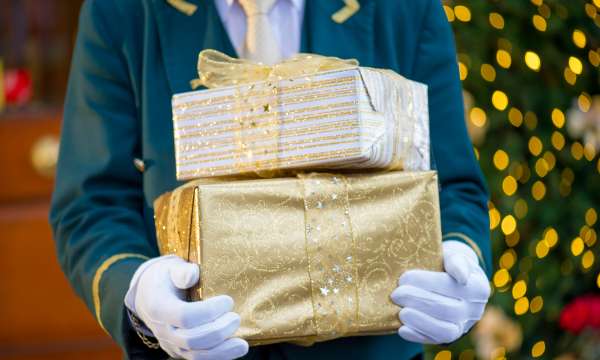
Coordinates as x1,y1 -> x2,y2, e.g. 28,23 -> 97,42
191,50 -> 359,177
299,173 -> 360,340
191,49 -> 358,90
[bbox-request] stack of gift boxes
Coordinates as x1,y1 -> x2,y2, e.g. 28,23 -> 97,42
154,51 -> 443,346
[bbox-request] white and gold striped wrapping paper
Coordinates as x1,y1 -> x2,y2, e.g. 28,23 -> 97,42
172,67 -> 429,180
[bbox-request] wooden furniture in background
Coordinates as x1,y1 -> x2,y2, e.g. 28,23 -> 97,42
0,110 -> 121,359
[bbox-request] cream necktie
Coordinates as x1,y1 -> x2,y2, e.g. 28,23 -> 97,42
238,0 -> 282,65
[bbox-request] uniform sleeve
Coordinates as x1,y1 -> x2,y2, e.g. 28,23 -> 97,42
49,1 -> 165,357
411,0 -> 492,276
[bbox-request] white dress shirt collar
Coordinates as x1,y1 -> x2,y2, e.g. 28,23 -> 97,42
222,0 -> 304,10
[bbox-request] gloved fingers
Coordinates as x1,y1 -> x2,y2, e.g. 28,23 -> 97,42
151,295 -> 234,329
398,270 -> 491,302
399,307 -> 462,344
398,270 -> 463,299
166,312 -> 241,350
443,252 -> 474,285
391,285 -> 466,324
170,260 -> 201,290
397,325 -> 437,344
179,337 -> 249,360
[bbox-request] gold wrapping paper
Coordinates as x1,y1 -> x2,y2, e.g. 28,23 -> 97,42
154,171 -> 443,346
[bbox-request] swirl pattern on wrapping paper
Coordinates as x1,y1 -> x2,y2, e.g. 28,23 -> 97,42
153,171 -> 443,345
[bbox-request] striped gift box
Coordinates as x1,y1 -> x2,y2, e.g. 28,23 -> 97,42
172,67 -> 429,180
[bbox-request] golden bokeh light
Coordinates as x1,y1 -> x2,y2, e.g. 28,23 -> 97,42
532,341 -> 545,358
551,108 -> 565,128
494,268 -> 511,288
571,142 -> 584,160
496,49 -> 512,68
480,63 -> 497,82
501,215 -> 517,235
530,296 -> 544,313
490,207 -> 501,230
502,176 -> 518,196
569,56 -> 583,74
564,67 -> 577,85
454,5 -> 472,22
489,12 -> 505,29
582,250 -> 595,269
590,50 -> 600,67
525,111 -> 538,129
578,92 -> 591,112
532,181 -> 546,201
528,136 -> 543,156
585,208 -> 598,226
459,61 -> 468,80
443,5 -> 455,22
536,240 -> 550,258
500,250 -> 517,269
544,228 -> 559,247
543,151 -> 556,170
515,297 -> 529,315
492,90 -> 509,110
584,144 -> 596,161
506,230 -> 521,247
532,14 -> 547,32
571,237 -> 584,256
507,107 -> 523,127
572,29 -> 586,48
514,199 -> 528,219
493,149 -> 510,170
551,131 -> 565,150
535,158 -> 549,177
470,107 -> 487,127
524,51 -> 541,71
434,350 -> 452,360
512,280 -> 527,299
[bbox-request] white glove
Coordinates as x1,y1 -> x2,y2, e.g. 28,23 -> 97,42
124,255 -> 249,360
391,240 -> 490,344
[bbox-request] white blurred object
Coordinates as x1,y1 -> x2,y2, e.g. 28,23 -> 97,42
567,95 -> 600,152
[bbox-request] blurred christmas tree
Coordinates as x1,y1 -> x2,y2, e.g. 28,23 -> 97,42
430,1 -> 600,359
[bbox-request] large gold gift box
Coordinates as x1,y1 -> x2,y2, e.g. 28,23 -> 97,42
154,171 -> 443,346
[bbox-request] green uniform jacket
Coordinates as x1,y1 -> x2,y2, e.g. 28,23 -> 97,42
50,0 -> 492,358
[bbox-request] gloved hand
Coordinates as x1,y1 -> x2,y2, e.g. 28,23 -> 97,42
124,255 -> 249,360
391,240 -> 490,344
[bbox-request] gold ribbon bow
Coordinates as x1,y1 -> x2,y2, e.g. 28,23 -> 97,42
191,49 -> 359,89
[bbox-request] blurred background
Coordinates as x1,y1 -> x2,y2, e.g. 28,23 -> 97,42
0,0 -> 598,359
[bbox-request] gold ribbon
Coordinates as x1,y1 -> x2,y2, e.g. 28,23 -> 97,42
298,173 -> 360,342
191,49 -> 358,90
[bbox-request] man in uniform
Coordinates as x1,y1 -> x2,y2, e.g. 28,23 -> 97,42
50,1 -> 492,359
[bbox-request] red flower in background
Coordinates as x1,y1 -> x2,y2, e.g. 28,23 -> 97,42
4,69 -> 32,105
560,295 -> 600,334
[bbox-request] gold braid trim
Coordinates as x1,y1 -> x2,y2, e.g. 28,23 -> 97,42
92,253 -> 149,331
443,232 -> 486,268
332,0 -> 361,24
166,0 -> 198,16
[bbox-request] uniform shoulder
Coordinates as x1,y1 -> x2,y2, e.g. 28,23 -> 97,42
373,0 -> 433,31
